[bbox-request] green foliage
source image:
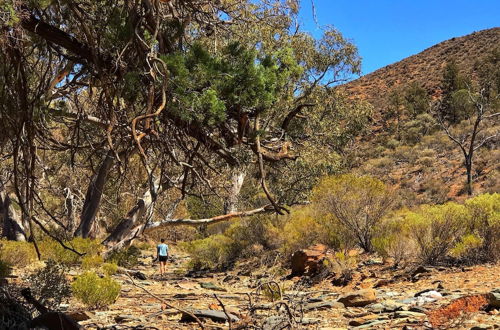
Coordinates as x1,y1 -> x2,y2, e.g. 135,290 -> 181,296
374,193 -> 500,265
0,259 -> 11,278
182,234 -> 237,271
0,240 -> 37,268
183,214 -> 288,271
313,174 -> 394,252
450,234 -> 483,258
161,42 -> 300,127
407,202 -> 468,264
463,193 -> 500,261
281,206 -> 337,256
27,260 -> 71,311
372,210 -> 417,266
399,113 -> 436,145
39,237 -> 102,266
81,255 -> 104,270
440,60 -> 473,123
403,82 -> 430,118
71,272 -> 121,309
102,262 -> 118,276
107,246 -> 141,268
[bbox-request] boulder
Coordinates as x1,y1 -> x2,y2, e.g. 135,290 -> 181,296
487,288 -> 500,308
337,289 -> 378,307
290,244 -> 328,276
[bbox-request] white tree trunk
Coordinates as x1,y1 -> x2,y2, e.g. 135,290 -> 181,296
224,170 -> 246,214
0,189 -> 27,241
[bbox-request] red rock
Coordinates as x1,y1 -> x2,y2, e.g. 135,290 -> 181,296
290,244 -> 328,276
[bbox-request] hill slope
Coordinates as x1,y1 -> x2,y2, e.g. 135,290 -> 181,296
342,28 -> 500,203
342,27 -> 500,113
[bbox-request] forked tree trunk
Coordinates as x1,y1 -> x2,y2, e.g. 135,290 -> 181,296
102,178 -> 159,251
0,190 -> 27,241
74,150 -> 114,238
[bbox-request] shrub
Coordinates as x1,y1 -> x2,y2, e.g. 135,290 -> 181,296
81,255 -> 104,270
0,240 -> 37,268
0,259 -> 11,278
372,210 -> 418,266
463,193 -> 500,262
26,260 -> 71,311
280,206 -> 339,256
313,174 -> 394,252
71,272 -> 121,309
102,262 -> 118,276
182,234 -> 237,271
407,203 -> 468,264
107,245 -> 141,268
324,252 -> 357,286
450,234 -> 483,259
39,237 -> 102,266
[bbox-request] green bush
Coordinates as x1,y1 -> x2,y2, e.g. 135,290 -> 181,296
372,210 -> 418,266
182,234 -> 238,271
280,206 -> 338,256
0,240 -> 37,268
313,174 -> 394,252
0,259 -> 11,278
407,203 -> 468,264
39,237 -> 102,266
27,260 -> 71,311
81,255 -> 104,270
463,193 -> 500,262
107,246 -> 141,268
102,262 -> 118,276
72,272 -> 121,309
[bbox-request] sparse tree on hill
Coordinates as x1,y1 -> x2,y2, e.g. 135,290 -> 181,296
434,55 -> 500,195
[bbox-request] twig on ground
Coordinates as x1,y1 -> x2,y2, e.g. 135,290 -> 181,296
214,294 -> 232,329
124,273 -> 204,329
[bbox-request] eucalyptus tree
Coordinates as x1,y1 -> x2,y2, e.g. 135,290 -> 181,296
0,1 -> 368,251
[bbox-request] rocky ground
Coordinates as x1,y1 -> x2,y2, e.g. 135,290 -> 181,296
11,246 -> 500,329
62,246 -> 500,330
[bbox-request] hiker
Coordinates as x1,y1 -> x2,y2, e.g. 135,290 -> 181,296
156,238 -> 169,275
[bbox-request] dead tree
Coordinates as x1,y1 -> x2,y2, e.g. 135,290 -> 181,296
435,88 -> 499,195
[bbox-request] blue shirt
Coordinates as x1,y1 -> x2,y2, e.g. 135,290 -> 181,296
157,243 -> 169,256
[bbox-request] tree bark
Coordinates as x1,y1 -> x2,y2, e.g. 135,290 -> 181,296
0,190 -> 27,241
63,188 -> 77,235
465,158 -> 473,196
223,170 -> 246,214
74,150 -> 114,238
102,178 -> 159,249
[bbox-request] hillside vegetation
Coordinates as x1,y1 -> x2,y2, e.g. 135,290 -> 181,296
342,28 -> 500,203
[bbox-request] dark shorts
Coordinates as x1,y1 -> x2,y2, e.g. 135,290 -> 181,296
159,255 -> 168,262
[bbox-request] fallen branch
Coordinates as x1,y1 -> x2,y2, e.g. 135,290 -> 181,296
214,294 -> 233,329
147,204 -> 274,227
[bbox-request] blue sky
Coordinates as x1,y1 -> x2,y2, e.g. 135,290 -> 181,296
298,0 -> 499,76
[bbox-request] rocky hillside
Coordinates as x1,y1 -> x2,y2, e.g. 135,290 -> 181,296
341,28 -> 500,202
342,27 -> 500,117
